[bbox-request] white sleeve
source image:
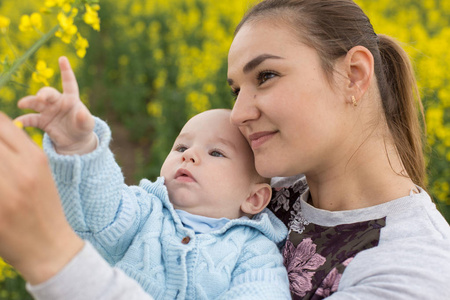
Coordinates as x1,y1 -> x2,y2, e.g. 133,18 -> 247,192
326,238 -> 450,300
26,242 -> 154,300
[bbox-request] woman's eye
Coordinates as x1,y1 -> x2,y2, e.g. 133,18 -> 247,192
230,88 -> 240,100
257,70 -> 277,85
210,150 -> 224,157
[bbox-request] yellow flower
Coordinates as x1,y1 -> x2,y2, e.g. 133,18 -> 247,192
57,11 -> 74,28
62,3 -> 72,13
0,86 -> 15,103
13,120 -> 24,129
83,4 -> 100,31
75,33 -> 89,58
18,15 -> 31,31
71,7 -> 78,17
19,13 -> 42,32
61,3 -> 78,16
44,0 -> 69,8
187,91 -> 210,115
118,55 -> 129,66
55,12 -> 77,43
31,132 -> 43,148
154,70 -> 167,90
147,102 -> 162,118
0,15 -> 10,33
0,258 -> 17,282
31,60 -> 54,86
44,0 -> 58,7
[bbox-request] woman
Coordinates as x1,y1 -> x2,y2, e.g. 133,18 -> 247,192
0,0 -> 448,299
228,0 -> 450,298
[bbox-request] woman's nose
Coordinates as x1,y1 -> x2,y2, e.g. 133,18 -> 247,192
230,91 -> 260,126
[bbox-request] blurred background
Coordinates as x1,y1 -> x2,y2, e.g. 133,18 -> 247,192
0,0 -> 449,298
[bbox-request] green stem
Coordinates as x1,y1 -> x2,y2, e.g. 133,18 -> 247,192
0,25 -> 59,89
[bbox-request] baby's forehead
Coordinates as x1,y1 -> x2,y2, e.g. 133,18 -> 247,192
182,110 -> 233,133
178,112 -> 249,147
190,109 -> 232,123
176,127 -> 240,148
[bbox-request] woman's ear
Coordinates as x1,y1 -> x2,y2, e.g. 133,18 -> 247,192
241,183 -> 272,215
344,45 -> 374,103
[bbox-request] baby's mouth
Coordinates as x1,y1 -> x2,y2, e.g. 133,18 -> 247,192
175,168 -> 196,182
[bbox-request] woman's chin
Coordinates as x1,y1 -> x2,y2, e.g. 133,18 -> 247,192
256,162 -> 302,179
256,164 -> 283,179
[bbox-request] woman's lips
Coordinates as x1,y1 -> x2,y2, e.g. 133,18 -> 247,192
175,168 -> 196,182
248,131 -> 277,149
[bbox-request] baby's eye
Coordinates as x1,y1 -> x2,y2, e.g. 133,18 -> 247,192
210,150 -> 225,157
257,70 -> 278,85
175,145 -> 188,152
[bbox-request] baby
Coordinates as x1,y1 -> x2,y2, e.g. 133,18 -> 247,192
17,57 -> 290,299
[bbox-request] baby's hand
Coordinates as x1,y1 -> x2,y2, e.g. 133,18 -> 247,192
16,56 -> 96,155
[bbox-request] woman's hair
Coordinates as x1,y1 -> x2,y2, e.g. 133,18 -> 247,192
235,0 -> 426,188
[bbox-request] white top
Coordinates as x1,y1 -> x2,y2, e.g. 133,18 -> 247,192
269,175 -> 450,299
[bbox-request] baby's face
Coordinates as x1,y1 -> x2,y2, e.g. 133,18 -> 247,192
160,109 -> 258,219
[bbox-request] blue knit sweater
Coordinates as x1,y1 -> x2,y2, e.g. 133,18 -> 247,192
44,118 -> 290,300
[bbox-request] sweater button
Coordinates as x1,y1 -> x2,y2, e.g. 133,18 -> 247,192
181,236 -> 190,244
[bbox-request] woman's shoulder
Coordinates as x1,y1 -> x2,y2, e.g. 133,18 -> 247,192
379,189 -> 450,242
339,227 -> 450,299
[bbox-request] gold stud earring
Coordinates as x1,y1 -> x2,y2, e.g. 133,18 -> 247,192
352,96 -> 357,107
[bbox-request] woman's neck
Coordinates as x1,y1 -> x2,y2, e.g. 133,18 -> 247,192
305,137 -> 417,211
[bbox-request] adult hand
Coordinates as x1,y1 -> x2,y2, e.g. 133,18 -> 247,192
16,56 -> 96,154
0,113 -> 84,284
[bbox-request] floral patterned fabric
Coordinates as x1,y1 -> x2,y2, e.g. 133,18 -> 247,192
269,179 -> 386,299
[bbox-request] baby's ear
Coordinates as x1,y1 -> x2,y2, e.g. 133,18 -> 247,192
241,183 -> 272,215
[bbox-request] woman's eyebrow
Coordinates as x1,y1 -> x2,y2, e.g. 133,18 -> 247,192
243,54 -> 283,73
227,54 -> 283,86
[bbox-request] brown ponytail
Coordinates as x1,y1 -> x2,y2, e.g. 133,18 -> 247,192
235,0 -> 426,188
377,34 -> 426,187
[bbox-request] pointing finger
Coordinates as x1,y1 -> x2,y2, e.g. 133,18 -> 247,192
59,56 -> 79,96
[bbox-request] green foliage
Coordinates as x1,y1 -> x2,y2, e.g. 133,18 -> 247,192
77,0 -> 248,180
0,262 -> 32,300
356,0 -> 450,213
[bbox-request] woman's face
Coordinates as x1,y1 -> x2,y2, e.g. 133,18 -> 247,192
228,21 -> 350,178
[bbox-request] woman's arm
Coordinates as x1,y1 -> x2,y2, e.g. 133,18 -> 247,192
27,243 -> 154,300
0,112 -> 84,285
0,113 -> 153,299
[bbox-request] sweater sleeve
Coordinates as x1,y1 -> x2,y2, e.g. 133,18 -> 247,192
26,242 -> 154,300
44,117 -> 152,263
218,235 -> 291,300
